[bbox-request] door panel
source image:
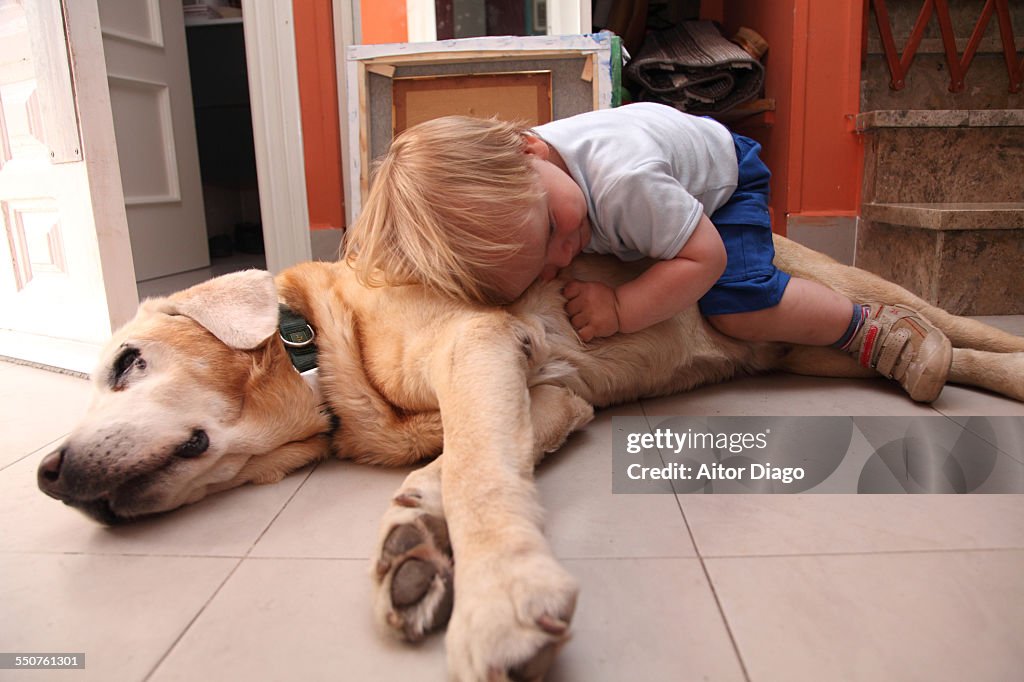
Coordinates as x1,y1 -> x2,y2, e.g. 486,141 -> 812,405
0,0 -> 136,373
99,0 -> 208,281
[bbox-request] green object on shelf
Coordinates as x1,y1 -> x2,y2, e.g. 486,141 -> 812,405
611,34 -> 623,108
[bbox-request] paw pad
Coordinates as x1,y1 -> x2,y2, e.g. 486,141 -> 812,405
375,514 -> 454,641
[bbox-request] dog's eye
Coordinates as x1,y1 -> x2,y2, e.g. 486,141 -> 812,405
175,429 -> 209,459
111,347 -> 145,389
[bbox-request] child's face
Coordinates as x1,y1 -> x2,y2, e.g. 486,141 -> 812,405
492,144 -> 591,302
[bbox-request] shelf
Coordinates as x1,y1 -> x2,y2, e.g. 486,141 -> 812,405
713,98 -> 776,126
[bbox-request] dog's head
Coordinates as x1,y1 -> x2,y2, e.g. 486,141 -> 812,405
38,270 -> 333,524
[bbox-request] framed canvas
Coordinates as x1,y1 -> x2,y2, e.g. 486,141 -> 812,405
345,34 -> 616,217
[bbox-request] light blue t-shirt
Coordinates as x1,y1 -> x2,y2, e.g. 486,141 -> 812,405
534,103 -> 738,262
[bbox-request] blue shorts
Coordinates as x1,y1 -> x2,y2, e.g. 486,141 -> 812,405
698,133 -> 791,316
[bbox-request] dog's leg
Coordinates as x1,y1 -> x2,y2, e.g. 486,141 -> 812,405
778,345 -> 878,379
778,341 -> 1024,401
529,384 -> 594,464
950,349 -> 1024,401
913,306 -> 1024,354
774,236 -> 1024,354
371,384 -> 592,645
426,314 -> 578,681
319,305 -> 446,466
348,380 -> 591,469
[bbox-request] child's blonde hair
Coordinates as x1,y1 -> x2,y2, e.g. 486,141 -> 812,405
343,115 -> 544,305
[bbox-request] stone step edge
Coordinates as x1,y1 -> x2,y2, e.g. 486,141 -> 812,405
862,202 -> 1024,230
857,109 -> 1024,130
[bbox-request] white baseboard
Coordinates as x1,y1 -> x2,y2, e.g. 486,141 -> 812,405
786,216 -> 858,266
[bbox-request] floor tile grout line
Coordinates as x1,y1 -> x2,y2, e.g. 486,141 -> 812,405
142,556 -> 246,682
244,460 -> 323,554
639,399 -> 753,682
0,550 -> 247,559
0,549 -> 382,560
4,547 -> 1023,560
223,554 -> 373,561
1,433 -> 69,473
142,462 -> 323,681
673,493 -> 753,682
562,544 -> 1024,560
933,412 -> 1024,466
553,554 -> 700,561
695,546 -> 1024,560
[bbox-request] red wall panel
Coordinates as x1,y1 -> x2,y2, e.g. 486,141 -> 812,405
294,0 -> 345,230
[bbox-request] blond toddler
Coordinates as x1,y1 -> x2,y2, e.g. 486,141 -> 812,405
344,104 -> 952,402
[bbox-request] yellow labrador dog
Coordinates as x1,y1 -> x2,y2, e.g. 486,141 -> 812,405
38,235 -> 1024,680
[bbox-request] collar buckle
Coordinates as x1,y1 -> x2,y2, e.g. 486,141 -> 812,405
280,324 -> 315,348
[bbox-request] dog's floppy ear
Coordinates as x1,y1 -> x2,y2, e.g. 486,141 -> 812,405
163,269 -> 279,349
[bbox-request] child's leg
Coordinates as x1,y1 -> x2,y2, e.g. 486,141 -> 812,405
707,280 -> 953,403
703,134 -> 951,402
706,277 -> 852,345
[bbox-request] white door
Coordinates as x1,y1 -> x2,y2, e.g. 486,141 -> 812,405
0,0 -> 138,373
98,0 -> 208,281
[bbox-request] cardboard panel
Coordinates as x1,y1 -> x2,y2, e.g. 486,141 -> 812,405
393,72 -> 552,134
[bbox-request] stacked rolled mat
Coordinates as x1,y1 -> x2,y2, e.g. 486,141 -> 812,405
624,21 -> 764,115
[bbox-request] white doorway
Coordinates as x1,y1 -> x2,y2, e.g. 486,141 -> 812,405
128,1 -> 268,298
0,0 -> 310,373
98,0 -> 214,291
105,0 -> 312,293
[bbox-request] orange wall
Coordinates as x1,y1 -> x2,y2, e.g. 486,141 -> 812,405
294,0 -> 409,232
713,0 -> 864,230
292,0 -> 863,231
294,0 -> 345,230
793,0 -> 863,216
361,0 -> 407,44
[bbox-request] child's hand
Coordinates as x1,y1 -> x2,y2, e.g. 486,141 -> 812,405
563,280 -> 621,342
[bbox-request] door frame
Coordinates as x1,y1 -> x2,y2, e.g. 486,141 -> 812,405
334,0 -> 357,227
241,0 -> 311,272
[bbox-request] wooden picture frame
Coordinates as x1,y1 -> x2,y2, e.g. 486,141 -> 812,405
345,34 -> 615,217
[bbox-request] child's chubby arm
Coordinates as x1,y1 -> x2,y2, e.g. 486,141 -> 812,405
563,214 -> 726,341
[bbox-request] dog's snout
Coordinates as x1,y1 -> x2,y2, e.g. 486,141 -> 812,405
38,447 -> 66,494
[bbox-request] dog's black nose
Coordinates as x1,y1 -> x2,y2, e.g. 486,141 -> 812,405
38,447 -> 66,495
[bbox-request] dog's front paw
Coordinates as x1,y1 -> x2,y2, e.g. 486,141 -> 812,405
445,552 -> 578,681
372,489 -> 454,642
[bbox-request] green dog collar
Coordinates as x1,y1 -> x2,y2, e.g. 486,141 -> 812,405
278,305 -> 318,374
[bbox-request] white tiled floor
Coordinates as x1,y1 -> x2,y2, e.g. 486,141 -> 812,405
1,319 -> 1023,682
136,253 -> 266,300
